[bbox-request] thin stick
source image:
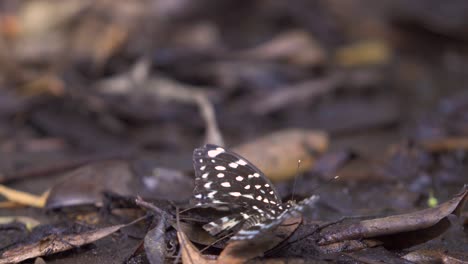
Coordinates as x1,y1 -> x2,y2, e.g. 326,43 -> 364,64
175,207 -> 195,264
199,232 -> 232,253
178,206 -> 196,214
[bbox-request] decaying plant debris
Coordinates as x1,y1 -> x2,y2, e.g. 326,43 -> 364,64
0,1 -> 468,263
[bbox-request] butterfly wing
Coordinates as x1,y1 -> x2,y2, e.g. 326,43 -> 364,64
231,195 -> 319,240
203,214 -> 246,236
192,144 -> 282,216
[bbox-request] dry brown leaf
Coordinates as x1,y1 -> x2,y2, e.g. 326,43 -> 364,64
0,201 -> 24,208
0,14 -> 20,39
233,129 -> 328,181
238,30 -> 326,66
93,24 -> 128,66
0,224 -> 124,264
144,215 -> 168,264
334,40 -> 391,67
177,231 -> 217,264
20,73 -> 65,96
318,185 -> 468,248
318,239 -> 382,254
402,249 -> 468,264
420,137 -> 468,153
19,0 -> 89,36
45,160 -> 133,209
343,246 -> 416,263
0,185 -> 49,208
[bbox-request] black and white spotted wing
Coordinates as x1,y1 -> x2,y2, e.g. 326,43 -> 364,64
192,144 -> 319,241
192,144 -> 282,212
232,195 -> 319,240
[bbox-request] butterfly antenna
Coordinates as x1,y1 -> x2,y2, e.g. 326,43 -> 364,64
311,175 -> 340,193
291,159 -> 301,202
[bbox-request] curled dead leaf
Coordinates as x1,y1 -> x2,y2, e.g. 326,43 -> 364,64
45,160 -> 133,209
177,231 -> 216,264
144,215 -> 168,264
318,239 -> 382,254
233,129 -> 328,182
0,185 -> 49,208
0,224 -> 124,264
318,185 -> 468,249
402,249 -> 468,264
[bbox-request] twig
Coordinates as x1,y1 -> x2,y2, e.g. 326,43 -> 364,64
145,76 -> 224,145
252,73 -> 342,115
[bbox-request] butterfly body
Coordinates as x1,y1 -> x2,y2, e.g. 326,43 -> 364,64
192,144 -> 318,240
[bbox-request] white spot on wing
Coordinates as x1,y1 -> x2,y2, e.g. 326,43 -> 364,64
217,173 -> 224,178
255,185 -> 261,189
270,200 -> 276,204
229,192 -> 242,197
242,194 -> 254,199
194,194 -> 202,198
252,206 -> 263,213
207,147 -> 225,157
256,196 -> 262,200
207,191 -> 217,198
244,185 -> 250,189
236,176 -> 244,181
229,162 -> 239,168
202,172 -> 209,179
236,159 -> 247,166
253,173 -> 260,177
221,182 -> 231,187
263,198 -> 269,203
264,184 -> 269,187
204,182 -> 212,188
248,175 -> 253,179
200,166 -> 206,171
215,166 -> 226,171
238,230 -> 260,236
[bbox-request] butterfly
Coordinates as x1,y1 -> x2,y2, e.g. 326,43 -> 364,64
191,144 -> 319,240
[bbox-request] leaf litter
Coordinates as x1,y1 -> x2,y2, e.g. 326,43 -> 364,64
1,1 -> 468,263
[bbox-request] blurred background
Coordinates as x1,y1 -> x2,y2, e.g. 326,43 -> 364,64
1,0 -> 467,202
